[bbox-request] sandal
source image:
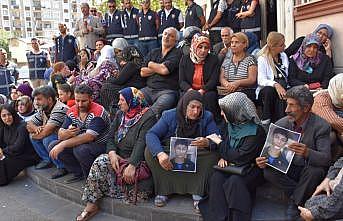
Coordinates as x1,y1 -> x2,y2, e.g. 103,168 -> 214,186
154,195 -> 168,207
76,207 -> 99,221
193,200 -> 200,214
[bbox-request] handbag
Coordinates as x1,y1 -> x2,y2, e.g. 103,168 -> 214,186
115,158 -> 151,204
213,163 -> 253,176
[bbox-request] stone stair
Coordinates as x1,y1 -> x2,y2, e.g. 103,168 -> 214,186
26,167 -> 289,221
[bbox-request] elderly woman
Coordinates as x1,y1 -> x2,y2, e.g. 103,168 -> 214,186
76,87 -> 156,221
299,156 -> 343,221
285,24 -> 334,59
219,32 -> 258,102
112,37 -> 129,66
0,104 -> 39,186
288,34 -> 333,90
74,45 -> 119,102
312,74 -> 343,160
257,32 -> 289,125
100,46 -> 146,113
145,90 -> 220,212
16,95 -> 35,122
199,92 -> 265,221
179,33 -> 221,122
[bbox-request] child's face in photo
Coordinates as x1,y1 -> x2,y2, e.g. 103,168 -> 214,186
175,144 -> 188,159
272,133 -> 288,148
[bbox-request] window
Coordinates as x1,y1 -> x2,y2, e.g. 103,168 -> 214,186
2,9 -> 8,16
25,11 -> 30,17
26,21 -> 31,27
3,20 -> 10,27
294,0 -> 320,6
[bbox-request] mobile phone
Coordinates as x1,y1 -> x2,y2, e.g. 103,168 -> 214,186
71,123 -> 78,127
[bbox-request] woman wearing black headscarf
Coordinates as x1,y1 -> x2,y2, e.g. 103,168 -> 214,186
0,104 -> 39,186
100,46 -> 146,114
145,90 -> 220,212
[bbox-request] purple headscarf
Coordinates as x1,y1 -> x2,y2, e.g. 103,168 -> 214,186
292,33 -> 322,74
17,83 -> 33,98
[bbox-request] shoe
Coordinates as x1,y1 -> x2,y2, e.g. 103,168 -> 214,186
154,195 -> 168,207
35,161 -> 52,170
193,200 -> 200,214
51,168 -> 68,179
286,201 -> 300,220
64,175 -> 84,184
76,207 -> 99,221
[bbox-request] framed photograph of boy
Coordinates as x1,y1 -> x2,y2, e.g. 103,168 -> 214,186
260,123 -> 301,174
169,137 -> 197,173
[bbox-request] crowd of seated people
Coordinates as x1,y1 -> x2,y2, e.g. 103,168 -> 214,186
0,22 -> 342,221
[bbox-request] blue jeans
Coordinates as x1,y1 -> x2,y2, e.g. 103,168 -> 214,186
139,39 -> 158,56
125,38 -> 139,48
30,133 -> 64,169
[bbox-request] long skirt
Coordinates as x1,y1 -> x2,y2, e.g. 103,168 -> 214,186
145,148 -> 219,196
199,167 -> 264,221
82,154 -> 153,204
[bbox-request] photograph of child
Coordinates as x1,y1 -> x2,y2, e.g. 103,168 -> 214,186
169,137 -> 197,173
260,123 -> 301,173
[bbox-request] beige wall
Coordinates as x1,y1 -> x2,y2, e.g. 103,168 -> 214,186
295,12 -> 343,72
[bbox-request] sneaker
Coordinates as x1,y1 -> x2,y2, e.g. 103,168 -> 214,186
64,175 -> 84,184
154,195 -> 168,207
35,160 -> 52,170
193,200 -> 200,214
51,168 -> 68,179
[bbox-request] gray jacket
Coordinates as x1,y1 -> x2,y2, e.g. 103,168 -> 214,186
275,113 -> 331,168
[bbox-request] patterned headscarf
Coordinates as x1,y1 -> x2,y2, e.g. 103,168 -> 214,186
328,73 -> 343,109
292,33 -> 322,74
189,33 -> 210,64
219,92 -> 261,149
89,45 -> 117,77
117,87 -> 149,142
219,92 -> 260,125
122,46 -> 144,67
314,24 -> 334,39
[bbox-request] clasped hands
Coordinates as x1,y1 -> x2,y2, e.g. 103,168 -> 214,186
109,151 -> 136,184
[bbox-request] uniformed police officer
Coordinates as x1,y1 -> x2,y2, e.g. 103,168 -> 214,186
55,23 -> 78,64
157,0 -> 184,46
184,0 -> 205,29
103,0 -> 123,44
121,0 -> 139,47
137,0 -> 159,56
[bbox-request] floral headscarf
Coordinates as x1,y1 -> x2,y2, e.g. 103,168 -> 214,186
117,87 -> 149,142
189,33 -> 210,64
89,45 -> 116,77
292,33 -> 322,74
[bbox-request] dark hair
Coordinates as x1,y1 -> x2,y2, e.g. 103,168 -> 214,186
96,38 -> 107,45
286,86 -> 314,109
74,84 -> 93,96
0,104 -> 22,127
80,48 -> 91,60
31,37 -> 38,41
65,60 -> 78,72
32,86 -> 57,102
273,127 -> 289,139
57,83 -> 74,94
174,139 -> 188,149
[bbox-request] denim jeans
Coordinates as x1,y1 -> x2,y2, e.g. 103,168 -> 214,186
30,133 -> 64,169
139,39 -> 159,56
125,38 -> 139,48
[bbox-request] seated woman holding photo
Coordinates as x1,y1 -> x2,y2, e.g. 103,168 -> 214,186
0,104 -> 39,186
145,90 -> 220,212
199,92 -> 265,221
288,34 -> 333,90
76,87 -> 156,221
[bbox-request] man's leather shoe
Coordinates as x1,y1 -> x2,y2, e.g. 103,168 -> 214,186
51,168 -> 68,179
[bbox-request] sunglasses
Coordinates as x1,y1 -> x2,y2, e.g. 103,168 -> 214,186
90,10 -> 97,12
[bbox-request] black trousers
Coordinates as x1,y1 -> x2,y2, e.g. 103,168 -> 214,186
259,86 -> 286,122
264,165 -> 326,205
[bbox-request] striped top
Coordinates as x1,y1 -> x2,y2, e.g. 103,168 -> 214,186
31,100 -> 68,127
62,102 -> 111,145
222,54 -> 257,82
312,91 -> 343,134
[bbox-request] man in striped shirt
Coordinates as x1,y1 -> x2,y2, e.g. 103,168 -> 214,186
49,84 -> 110,184
27,86 -> 68,179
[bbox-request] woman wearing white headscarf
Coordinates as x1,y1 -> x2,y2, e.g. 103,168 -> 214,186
74,45 -> 119,101
312,73 -> 343,160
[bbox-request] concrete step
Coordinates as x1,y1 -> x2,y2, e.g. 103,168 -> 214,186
0,172 -> 133,221
26,166 -> 289,221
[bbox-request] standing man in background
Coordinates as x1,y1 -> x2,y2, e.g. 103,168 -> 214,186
55,23 -> 78,64
121,0 -> 139,47
184,0 -> 205,29
103,0 -> 123,44
26,38 -> 50,88
74,3 -> 105,51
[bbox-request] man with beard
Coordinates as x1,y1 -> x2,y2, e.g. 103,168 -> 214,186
256,86 -> 331,220
27,86 -> 68,179
49,85 -> 111,183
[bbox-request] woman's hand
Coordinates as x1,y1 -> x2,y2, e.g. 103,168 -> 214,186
274,83 -> 287,100
0,148 -> 3,159
191,137 -> 209,148
312,177 -> 331,196
123,164 -> 136,184
218,158 -> 228,168
157,152 -> 173,171
256,156 -> 268,169
298,206 -> 314,221
108,151 -> 122,172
